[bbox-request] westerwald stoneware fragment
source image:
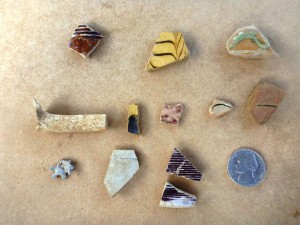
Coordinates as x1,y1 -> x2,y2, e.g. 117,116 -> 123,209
68,24 -> 104,59
33,99 -> 107,132
159,182 -> 196,208
226,25 -> 278,58
104,150 -> 139,197
247,82 -> 285,124
146,32 -> 189,71
166,148 -> 201,181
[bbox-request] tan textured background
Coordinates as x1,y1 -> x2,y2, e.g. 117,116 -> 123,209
1,1 -> 300,224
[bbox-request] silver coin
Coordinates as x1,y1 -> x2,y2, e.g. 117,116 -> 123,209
227,148 -> 266,187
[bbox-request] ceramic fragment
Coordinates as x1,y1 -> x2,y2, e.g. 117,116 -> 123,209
33,99 -> 107,132
160,104 -> 184,126
247,82 -> 285,124
159,182 -> 196,208
104,150 -> 139,197
166,148 -> 202,181
68,24 -> 103,59
146,32 -> 189,71
226,25 -> 278,58
209,99 -> 233,118
50,159 -> 74,180
128,103 -> 141,135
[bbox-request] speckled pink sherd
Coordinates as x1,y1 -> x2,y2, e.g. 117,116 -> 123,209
160,104 -> 184,126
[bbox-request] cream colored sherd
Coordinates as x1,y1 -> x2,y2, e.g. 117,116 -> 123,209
209,99 -> 233,118
104,150 -> 139,197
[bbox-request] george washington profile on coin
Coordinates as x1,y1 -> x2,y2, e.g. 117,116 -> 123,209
228,148 -> 266,187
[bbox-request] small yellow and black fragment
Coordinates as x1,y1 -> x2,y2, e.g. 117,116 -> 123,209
128,103 -> 140,135
146,32 -> 189,71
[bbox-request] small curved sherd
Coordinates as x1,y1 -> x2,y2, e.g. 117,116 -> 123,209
104,150 -> 139,197
128,103 -> 141,135
209,99 -> 233,118
68,24 -> 104,59
160,104 -> 184,126
226,25 -> 278,58
33,99 -> 107,132
247,82 -> 285,124
146,32 -> 189,71
159,182 -> 196,208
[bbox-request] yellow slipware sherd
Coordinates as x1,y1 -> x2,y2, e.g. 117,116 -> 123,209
146,32 -> 190,72
128,103 -> 139,117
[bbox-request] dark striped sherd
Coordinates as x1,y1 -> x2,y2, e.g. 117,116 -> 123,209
166,148 -> 202,182
68,24 -> 103,59
247,82 -> 285,124
146,32 -> 189,71
159,182 -> 196,208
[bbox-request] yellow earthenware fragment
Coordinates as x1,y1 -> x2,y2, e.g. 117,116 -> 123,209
146,32 -> 190,71
128,103 -> 139,116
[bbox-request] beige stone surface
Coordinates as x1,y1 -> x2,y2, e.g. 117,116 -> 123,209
0,1 -> 299,225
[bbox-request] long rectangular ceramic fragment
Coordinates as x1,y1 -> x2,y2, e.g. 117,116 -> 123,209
166,148 -> 202,181
128,103 -> 141,135
159,182 -> 196,208
33,99 -> 107,132
104,150 -> 139,197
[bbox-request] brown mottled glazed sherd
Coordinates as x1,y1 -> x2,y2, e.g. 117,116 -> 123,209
247,82 -> 285,124
68,24 -> 103,59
